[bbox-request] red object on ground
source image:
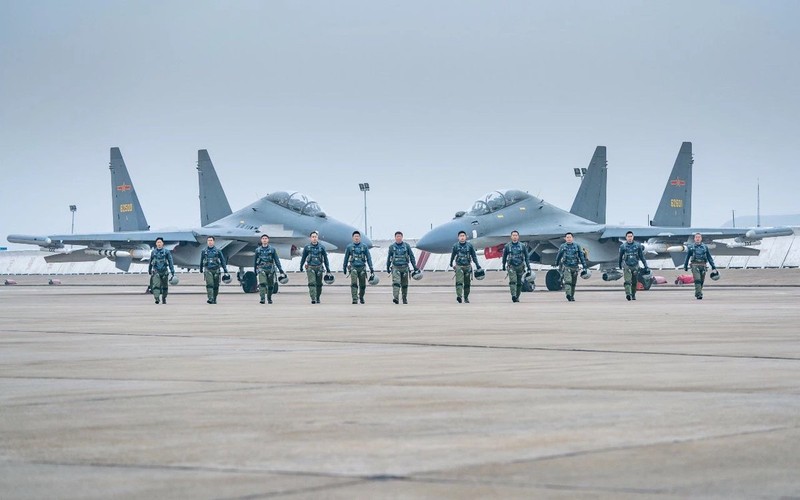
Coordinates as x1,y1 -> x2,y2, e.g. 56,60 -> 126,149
484,244 -> 504,260
674,274 -> 694,285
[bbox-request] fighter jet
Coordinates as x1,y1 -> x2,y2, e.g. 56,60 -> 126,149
8,148 -> 369,293
416,142 -> 795,291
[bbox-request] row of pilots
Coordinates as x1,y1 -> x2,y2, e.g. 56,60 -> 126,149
146,230 -> 718,305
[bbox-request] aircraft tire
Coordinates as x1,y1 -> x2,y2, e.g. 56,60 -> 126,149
242,271 -> 258,293
545,269 -> 563,291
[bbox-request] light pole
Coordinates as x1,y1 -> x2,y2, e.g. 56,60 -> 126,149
358,183 -> 370,236
69,205 -> 77,234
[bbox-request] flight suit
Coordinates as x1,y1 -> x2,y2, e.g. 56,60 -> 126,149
300,243 -> 330,303
555,242 -> 588,301
148,247 -> 175,304
254,244 -> 283,304
684,243 -> 717,299
387,242 -> 418,304
200,246 -> 228,303
618,241 -> 648,300
450,241 -> 481,302
502,241 -> 530,301
343,242 -> 374,304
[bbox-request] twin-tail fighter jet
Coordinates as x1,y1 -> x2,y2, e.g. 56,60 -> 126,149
9,148 -> 369,293
416,142 -> 795,291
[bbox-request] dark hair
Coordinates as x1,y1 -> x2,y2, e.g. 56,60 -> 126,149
352,230 -> 361,236
261,234 -> 269,238
310,231 -> 318,237
155,237 -> 164,243
458,231 -> 467,237
395,231 -> 403,237
207,236 -> 215,241
511,230 -> 519,236
565,232 -> 574,237
625,231 -> 634,236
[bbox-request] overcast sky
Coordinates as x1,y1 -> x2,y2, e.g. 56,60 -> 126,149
2,0 -> 798,247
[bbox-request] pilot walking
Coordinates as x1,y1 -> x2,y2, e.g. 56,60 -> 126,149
618,231 -> 649,301
501,230 -> 531,303
387,231 -> 419,304
300,231 -> 331,304
149,237 -> 175,305
199,236 -> 229,304
343,230 -> 374,304
555,232 -> 588,302
254,234 -> 284,304
683,232 -> 718,300
450,230 -> 481,303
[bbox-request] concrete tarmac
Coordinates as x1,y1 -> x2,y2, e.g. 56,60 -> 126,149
1,276 -> 799,499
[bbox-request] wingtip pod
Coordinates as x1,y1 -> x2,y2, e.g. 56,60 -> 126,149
744,227 -> 794,240
7,234 -> 62,249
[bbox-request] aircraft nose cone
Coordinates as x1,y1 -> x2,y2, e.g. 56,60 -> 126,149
417,228 -> 452,253
361,234 -> 374,248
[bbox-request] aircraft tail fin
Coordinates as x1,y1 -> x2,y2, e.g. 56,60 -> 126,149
652,142 -> 693,227
570,146 -> 607,224
197,150 -> 232,226
109,147 -> 149,232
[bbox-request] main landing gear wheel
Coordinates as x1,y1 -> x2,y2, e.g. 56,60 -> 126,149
545,269 -> 563,291
241,271 -> 258,293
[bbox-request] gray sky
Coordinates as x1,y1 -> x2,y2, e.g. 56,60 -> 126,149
2,0 -> 799,247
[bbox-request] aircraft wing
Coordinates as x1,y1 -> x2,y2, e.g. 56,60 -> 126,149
601,226 -> 795,243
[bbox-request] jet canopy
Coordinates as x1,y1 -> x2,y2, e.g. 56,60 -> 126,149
466,190 -> 531,216
266,191 -> 326,217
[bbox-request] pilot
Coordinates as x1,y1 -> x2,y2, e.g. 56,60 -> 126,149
299,231 -> 331,304
386,231 -> 419,304
618,231 -> 649,301
450,230 -> 481,303
148,237 -> 174,305
254,234 -> 284,304
342,230 -> 374,304
683,232 -> 717,300
501,230 -> 531,302
199,236 -> 229,304
555,232 -> 588,302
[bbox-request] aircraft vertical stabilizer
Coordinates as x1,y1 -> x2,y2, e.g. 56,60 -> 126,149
109,147 -> 149,232
652,142 -> 693,227
570,146 -> 607,224
197,150 -> 232,226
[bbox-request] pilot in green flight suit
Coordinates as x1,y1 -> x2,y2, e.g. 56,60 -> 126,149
299,231 -> 331,304
148,237 -> 175,304
555,232 -> 588,302
450,231 -> 481,303
501,230 -> 531,302
199,236 -> 228,304
683,232 -> 717,300
618,231 -> 649,301
386,231 -> 419,304
342,230 -> 374,304
254,234 -> 284,304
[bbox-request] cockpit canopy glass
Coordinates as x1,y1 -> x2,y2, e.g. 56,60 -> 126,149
266,191 -> 326,217
466,190 -> 531,216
